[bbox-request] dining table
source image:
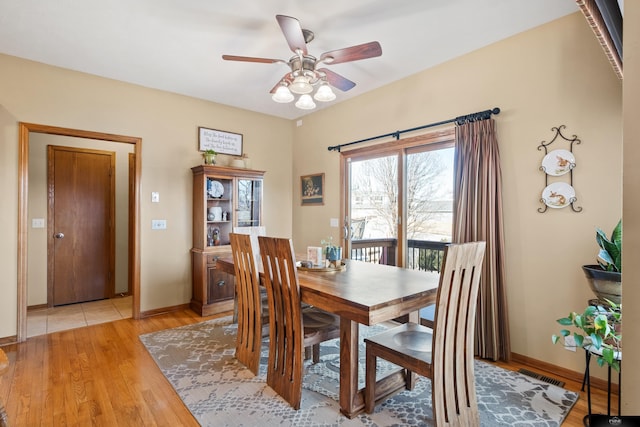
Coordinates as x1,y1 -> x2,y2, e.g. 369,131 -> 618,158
216,256 -> 439,418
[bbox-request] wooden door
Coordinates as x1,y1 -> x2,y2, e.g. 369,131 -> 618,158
48,146 -> 115,306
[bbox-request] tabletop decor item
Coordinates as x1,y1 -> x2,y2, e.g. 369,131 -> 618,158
306,246 -> 323,267
321,236 -> 342,267
297,260 -> 346,272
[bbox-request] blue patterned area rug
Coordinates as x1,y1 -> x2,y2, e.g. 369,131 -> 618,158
140,317 -> 578,426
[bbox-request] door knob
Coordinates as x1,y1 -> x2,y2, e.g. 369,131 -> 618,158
54,232 -> 64,239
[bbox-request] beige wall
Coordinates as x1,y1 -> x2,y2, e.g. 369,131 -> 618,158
622,1 -> 640,413
0,53 -> 293,336
292,12 -> 623,384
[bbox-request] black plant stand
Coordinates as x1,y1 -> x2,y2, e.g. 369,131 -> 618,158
583,344 -> 622,425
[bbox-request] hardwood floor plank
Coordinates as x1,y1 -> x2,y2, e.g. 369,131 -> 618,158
0,308 -> 617,426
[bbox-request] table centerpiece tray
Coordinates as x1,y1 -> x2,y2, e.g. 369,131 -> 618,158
296,261 -> 346,272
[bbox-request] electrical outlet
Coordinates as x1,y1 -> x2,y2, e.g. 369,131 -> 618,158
32,218 -> 45,228
330,218 -> 339,227
564,335 -> 577,352
151,219 -> 167,230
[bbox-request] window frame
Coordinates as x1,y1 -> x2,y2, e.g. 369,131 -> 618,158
339,128 -> 455,267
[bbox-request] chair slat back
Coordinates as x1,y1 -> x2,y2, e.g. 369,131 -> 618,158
230,232 -> 263,375
258,236 -> 304,409
432,241 -> 486,426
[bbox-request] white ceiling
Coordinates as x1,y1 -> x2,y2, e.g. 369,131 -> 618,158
0,0 -> 578,120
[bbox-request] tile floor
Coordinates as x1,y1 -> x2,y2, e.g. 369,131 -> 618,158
27,296 -> 132,338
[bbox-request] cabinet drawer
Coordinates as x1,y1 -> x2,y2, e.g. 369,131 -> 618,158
207,268 -> 235,303
206,254 -> 219,265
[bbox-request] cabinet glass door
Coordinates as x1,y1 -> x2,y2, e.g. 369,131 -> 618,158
236,178 -> 262,227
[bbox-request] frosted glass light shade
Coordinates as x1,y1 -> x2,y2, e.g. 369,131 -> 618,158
314,84 -> 336,102
289,76 -> 313,94
272,85 -> 294,103
295,94 -> 316,109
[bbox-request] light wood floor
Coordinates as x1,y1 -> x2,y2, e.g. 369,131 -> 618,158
0,308 -> 617,426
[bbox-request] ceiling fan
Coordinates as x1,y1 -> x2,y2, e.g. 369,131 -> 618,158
222,15 -> 382,109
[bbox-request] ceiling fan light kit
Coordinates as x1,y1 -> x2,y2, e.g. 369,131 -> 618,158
313,83 -> 336,102
289,75 -> 313,94
222,14 -> 382,111
272,84 -> 294,103
295,94 -> 316,110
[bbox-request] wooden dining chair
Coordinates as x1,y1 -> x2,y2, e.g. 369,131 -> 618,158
258,236 -> 340,410
230,233 -> 269,376
364,241 -> 486,426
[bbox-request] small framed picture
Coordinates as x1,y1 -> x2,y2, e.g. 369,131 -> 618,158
307,246 -> 323,267
301,173 -> 324,206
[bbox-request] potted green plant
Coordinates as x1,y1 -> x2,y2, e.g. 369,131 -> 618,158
202,149 -> 217,165
321,236 -> 342,262
552,299 -> 622,371
582,219 -> 622,304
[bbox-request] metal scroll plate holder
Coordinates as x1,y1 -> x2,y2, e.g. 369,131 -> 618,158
537,125 -> 582,213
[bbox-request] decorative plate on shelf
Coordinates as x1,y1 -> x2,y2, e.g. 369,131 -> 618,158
208,180 -> 224,198
541,149 -> 575,176
541,182 -> 575,209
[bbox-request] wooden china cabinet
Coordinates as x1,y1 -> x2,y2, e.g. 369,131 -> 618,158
190,164 -> 264,316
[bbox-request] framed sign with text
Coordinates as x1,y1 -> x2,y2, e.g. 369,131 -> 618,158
198,127 -> 243,156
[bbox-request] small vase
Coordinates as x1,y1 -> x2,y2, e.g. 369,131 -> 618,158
203,153 -> 216,165
326,246 -> 342,261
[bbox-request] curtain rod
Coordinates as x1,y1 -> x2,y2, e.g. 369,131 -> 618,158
327,107 -> 500,152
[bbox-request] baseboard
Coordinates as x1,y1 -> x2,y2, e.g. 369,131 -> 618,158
511,352 -> 619,394
27,304 -> 48,311
139,303 -> 191,318
0,335 -> 17,346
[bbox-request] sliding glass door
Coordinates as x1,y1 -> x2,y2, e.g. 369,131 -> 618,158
341,131 -> 454,269
347,154 -> 399,264
405,146 -> 454,271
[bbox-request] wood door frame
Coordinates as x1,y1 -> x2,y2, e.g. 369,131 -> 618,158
17,122 -> 142,342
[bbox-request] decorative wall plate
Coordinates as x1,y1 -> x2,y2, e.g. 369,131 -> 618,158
541,182 -> 575,209
541,149 -> 575,176
208,180 -> 224,198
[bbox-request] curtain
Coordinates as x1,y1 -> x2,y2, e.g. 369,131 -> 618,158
453,119 -> 510,361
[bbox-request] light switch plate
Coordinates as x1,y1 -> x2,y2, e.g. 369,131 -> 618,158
151,192 -> 160,203
330,218 -> 339,227
152,219 -> 167,229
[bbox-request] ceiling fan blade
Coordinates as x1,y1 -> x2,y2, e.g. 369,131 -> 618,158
276,15 -> 308,55
222,55 -> 284,64
319,41 -> 382,65
317,68 -> 356,92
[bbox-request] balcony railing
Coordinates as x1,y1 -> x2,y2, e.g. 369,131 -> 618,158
406,239 -> 448,272
350,238 -> 397,265
350,238 -> 447,272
